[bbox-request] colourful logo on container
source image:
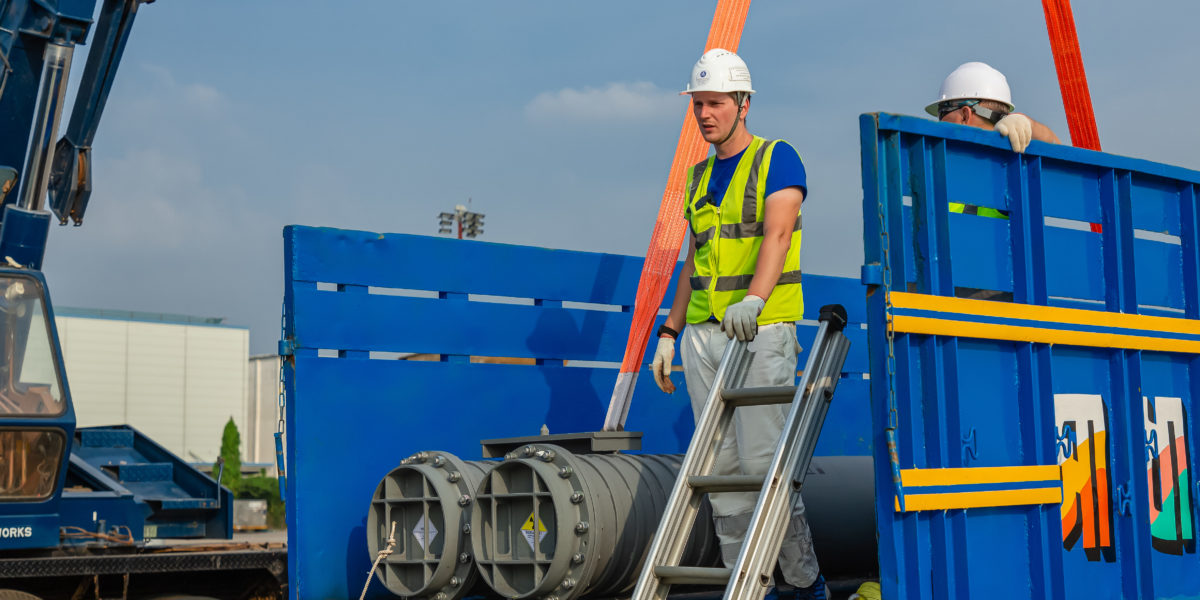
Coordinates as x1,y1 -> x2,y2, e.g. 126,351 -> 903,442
1055,393 -> 1114,561
1144,396 -> 1194,555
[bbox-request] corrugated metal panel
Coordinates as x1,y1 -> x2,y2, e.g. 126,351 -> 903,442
246,355 -> 280,464
57,317 -> 127,425
125,321 -> 187,456
183,325 -> 249,462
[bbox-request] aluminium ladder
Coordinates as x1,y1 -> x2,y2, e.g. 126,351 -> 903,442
632,304 -> 851,600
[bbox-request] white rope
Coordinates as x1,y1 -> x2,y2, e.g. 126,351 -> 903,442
359,520 -> 397,600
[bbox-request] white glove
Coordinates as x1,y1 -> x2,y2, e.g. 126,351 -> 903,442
995,113 -> 1033,153
721,295 -> 765,341
649,336 -> 676,394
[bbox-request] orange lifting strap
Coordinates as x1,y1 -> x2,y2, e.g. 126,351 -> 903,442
1042,0 -> 1101,151
604,0 -> 752,431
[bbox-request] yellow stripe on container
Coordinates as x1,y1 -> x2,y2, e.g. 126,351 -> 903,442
895,487 -> 1063,512
889,292 -> 1200,337
890,315 -> 1200,354
899,465 -> 1061,487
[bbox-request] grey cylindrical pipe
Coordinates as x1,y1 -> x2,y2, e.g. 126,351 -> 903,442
367,451 -> 494,600
469,444 -> 720,600
803,455 -> 878,580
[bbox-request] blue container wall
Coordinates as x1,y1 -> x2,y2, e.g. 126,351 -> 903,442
861,113 -> 1200,600
282,227 -> 870,599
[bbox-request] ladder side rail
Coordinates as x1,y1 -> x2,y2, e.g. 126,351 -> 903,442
755,333 -> 849,598
727,331 -> 849,600
632,340 -> 752,600
789,334 -> 852,489
725,327 -> 851,600
724,320 -> 834,600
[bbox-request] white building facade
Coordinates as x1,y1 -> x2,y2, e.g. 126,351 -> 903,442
54,308 -> 250,464
246,354 -> 282,466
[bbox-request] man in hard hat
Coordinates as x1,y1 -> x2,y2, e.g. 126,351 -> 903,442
649,49 -> 827,600
928,61 -> 1060,154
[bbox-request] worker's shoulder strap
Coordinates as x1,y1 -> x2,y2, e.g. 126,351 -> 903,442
740,138 -> 775,223
686,155 -> 715,210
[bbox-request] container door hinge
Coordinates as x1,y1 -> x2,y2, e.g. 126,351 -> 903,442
861,263 -> 883,286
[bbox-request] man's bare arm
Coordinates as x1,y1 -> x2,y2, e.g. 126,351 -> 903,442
1027,115 -> 1061,144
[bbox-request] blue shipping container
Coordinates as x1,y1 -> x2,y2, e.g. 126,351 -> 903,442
861,113 -> 1200,600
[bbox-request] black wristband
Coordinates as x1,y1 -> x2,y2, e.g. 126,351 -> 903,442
657,324 -> 679,339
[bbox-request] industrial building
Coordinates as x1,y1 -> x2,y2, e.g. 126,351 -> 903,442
54,307 -> 253,464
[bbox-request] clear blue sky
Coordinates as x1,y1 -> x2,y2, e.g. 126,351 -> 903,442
41,0 -> 1200,354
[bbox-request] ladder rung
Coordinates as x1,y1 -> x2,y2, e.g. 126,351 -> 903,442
653,566 -> 733,585
688,474 -> 763,493
722,385 -> 797,407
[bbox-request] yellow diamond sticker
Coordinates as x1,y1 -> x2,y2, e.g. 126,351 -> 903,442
520,512 -> 547,549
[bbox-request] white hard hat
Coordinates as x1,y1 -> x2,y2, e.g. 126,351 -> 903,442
925,61 -> 1015,116
681,48 -> 755,95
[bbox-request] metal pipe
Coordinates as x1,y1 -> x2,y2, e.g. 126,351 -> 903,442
367,451 -> 494,600
19,42 -> 74,211
470,444 -> 720,600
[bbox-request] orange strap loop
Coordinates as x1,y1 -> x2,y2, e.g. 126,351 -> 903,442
1042,0 -> 1101,151
617,0 -> 752,376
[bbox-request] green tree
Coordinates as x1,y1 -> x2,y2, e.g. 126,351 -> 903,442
219,417 -> 242,493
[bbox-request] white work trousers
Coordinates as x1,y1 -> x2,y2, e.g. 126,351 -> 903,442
680,321 -> 820,588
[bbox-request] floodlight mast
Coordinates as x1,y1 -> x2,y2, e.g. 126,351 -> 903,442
435,203 -> 484,240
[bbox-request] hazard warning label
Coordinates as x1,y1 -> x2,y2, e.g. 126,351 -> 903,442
519,512 -> 547,549
412,515 -> 438,551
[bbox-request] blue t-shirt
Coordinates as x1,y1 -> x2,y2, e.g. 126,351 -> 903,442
705,141 -> 807,207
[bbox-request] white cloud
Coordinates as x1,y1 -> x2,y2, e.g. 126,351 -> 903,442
138,64 -> 227,113
525,82 -> 679,122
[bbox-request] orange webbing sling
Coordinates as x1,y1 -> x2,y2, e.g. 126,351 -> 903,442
603,0 -> 752,431
1042,0 -> 1101,151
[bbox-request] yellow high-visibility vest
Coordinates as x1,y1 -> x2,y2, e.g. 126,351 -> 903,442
684,136 -> 803,325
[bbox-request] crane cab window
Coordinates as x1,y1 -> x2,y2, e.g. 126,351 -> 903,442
0,275 -> 64,417
0,429 -> 64,500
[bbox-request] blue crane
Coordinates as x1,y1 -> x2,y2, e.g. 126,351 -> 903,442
0,4 -> 285,597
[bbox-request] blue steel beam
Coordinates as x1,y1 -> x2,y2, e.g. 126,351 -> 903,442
49,0 -> 145,226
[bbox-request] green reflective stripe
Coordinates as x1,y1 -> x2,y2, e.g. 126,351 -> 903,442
717,215 -> 802,240
742,140 -> 772,224
690,275 -> 710,291
949,202 -> 1009,219
708,269 -> 803,292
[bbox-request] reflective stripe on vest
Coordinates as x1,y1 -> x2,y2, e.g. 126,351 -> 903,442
948,202 -> 1009,219
683,136 -> 804,325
